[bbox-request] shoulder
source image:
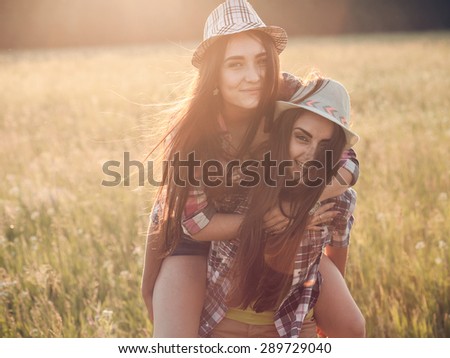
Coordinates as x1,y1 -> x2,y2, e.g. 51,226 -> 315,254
278,72 -> 302,101
322,188 -> 357,218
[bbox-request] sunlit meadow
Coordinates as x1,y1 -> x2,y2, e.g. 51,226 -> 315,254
1,32 -> 449,337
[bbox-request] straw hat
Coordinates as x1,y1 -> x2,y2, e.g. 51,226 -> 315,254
192,0 -> 287,68
275,79 -> 360,148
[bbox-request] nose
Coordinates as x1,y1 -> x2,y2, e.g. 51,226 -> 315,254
245,63 -> 261,83
302,144 -> 317,162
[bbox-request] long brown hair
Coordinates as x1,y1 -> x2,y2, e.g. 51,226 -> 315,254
152,31 -> 281,256
229,82 -> 347,312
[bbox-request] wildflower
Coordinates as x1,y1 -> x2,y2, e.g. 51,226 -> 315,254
132,246 -> 143,256
9,187 -> 19,197
30,329 -> 39,337
438,240 -> 448,250
119,270 -> 132,280
20,291 -> 29,299
102,309 -> 113,321
434,257 -> 442,265
437,192 -> 448,202
415,241 -> 425,250
0,280 -> 18,289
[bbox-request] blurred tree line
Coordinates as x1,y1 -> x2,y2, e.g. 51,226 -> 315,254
0,0 -> 449,49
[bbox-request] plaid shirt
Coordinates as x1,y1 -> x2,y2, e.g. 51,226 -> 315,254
198,188 -> 357,337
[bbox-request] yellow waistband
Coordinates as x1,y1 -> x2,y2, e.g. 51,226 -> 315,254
226,307 -> 275,326
225,307 -> 315,326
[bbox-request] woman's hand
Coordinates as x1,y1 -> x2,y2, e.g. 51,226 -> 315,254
263,204 -> 291,235
263,202 -> 338,235
307,202 -> 338,231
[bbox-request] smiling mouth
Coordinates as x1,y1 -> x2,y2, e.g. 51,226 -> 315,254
288,161 -> 305,180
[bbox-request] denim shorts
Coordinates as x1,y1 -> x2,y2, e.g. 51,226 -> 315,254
151,201 -> 210,256
171,234 -> 210,256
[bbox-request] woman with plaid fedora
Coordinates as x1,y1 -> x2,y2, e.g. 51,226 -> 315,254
141,0 -> 361,338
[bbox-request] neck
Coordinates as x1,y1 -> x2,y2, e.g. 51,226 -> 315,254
221,111 -> 269,155
222,105 -> 257,131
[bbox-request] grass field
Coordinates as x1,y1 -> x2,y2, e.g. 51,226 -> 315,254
0,31 -> 449,338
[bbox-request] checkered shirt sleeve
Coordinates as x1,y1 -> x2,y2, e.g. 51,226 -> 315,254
199,192 -> 246,337
181,187 -> 216,236
200,238 -> 239,337
275,258 -> 322,337
341,148 -> 359,186
321,188 -> 357,248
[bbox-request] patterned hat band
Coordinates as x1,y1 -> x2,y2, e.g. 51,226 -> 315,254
275,79 -> 360,148
192,0 -> 287,68
303,100 -> 349,125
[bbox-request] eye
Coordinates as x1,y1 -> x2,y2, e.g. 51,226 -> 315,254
295,134 -> 309,143
257,56 -> 268,67
226,61 -> 243,69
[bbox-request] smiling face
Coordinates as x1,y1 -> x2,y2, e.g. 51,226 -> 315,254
218,32 -> 267,115
288,110 -> 335,172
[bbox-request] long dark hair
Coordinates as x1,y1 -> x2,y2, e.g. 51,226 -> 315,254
228,83 -> 347,312
151,31 -> 281,256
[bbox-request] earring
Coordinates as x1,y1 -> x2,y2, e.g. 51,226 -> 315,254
212,88 -> 219,96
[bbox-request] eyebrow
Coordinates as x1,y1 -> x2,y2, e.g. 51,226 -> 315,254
223,52 -> 267,63
293,127 -> 332,142
293,127 -> 312,138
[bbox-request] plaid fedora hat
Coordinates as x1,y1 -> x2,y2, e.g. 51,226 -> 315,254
192,0 -> 288,68
275,79 -> 360,148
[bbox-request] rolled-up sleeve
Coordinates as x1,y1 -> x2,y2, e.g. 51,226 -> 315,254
181,187 -> 216,237
322,188 -> 357,248
341,148 -> 360,186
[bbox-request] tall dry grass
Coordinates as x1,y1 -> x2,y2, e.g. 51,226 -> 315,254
0,32 -> 449,337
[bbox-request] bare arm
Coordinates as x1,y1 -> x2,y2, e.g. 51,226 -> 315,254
319,167 -> 352,201
191,198 -> 334,242
189,213 -> 244,241
324,244 -> 348,277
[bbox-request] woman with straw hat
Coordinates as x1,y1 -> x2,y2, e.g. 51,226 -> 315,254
141,0 -> 361,337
